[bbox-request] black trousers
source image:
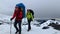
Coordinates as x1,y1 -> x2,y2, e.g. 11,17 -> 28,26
28,19 -> 31,30
14,20 -> 22,34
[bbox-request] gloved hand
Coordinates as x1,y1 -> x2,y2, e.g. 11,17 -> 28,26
10,18 -> 13,21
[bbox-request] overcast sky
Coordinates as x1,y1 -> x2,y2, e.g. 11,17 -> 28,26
0,0 -> 60,18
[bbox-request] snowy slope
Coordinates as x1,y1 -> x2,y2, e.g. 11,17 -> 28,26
0,23 -> 60,34
0,14 -> 60,34
0,14 -> 40,25
0,14 -> 12,24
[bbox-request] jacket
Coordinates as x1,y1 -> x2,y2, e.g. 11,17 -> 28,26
11,9 -> 23,21
26,12 -> 33,20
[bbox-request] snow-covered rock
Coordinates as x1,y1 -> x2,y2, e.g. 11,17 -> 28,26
40,20 -> 60,28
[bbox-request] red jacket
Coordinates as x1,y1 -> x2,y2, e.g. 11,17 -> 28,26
11,9 -> 23,21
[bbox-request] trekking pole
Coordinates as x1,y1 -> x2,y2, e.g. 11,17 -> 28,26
10,21 -> 12,34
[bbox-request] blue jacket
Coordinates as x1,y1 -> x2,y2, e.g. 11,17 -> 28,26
16,3 -> 25,18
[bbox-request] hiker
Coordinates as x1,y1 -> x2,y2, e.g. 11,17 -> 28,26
26,9 -> 34,31
10,3 -> 25,34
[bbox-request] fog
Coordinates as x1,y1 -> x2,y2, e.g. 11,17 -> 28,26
0,0 -> 60,18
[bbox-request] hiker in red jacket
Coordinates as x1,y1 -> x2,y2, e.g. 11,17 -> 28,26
10,6 -> 23,34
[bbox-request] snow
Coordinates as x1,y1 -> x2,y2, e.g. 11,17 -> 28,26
0,14 -> 11,24
40,20 -> 60,28
0,23 -> 60,34
0,14 -> 40,25
0,14 -> 60,34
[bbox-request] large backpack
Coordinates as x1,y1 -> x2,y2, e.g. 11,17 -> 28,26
16,3 -> 25,18
28,9 -> 34,18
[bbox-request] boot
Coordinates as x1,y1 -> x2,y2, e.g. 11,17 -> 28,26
27,28 -> 31,31
15,30 -> 19,34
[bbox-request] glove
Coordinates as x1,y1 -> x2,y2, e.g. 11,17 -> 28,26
10,18 -> 13,21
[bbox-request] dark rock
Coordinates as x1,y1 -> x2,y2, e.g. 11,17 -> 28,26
0,23 -> 3,25
36,20 -> 47,24
42,26 -> 49,29
48,23 -> 60,30
23,23 -> 28,25
51,19 -> 55,21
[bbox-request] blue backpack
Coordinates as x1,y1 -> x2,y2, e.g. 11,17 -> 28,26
16,3 -> 25,18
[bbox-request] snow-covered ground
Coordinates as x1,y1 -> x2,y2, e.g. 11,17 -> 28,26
0,23 -> 60,34
0,14 -> 60,34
